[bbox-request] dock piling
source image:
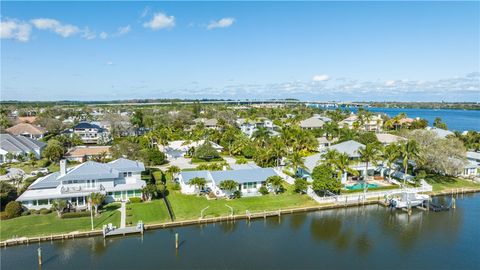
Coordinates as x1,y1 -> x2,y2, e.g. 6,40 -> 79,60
175,233 -> 179,249
37,247 -> 42,266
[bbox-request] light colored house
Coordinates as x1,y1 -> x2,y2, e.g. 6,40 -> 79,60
339,114 -> 383,132
236,118 -> 278,137
426,127 -> 454,138
464,151 -> 480,178
6,123 -> 47,139
70,122 -> 110,144
328,140 -> 365,160
160,140 -> 223,159
194,118 -> 219,130
178,167 -> 280,197
375,133 -> 407,145
16,158 -> 146,210
0,134 -> 46,163
317,136 -> 338,152
299,115 -> 331,129
65,146 -> 111,162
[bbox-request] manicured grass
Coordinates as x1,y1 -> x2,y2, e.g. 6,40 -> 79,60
0,208 -> 120,241
167,184 -> 317,220
424,174 -> 480,192
126,200 -> 170,225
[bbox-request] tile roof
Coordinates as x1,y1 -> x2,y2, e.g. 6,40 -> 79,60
66,146 -> 111,157
6,123 -> 46,135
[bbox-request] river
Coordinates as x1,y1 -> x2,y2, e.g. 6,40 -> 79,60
2,193 -> 479,269
323,106 -> 479,132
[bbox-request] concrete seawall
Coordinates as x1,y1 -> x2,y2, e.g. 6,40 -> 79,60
2,188 -> 479,248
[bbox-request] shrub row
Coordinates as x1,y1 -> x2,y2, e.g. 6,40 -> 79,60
61,211 -> 91,219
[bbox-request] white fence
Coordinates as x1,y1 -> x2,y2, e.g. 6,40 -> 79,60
307,181 -> 433,204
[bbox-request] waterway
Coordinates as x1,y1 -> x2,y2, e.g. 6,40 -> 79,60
326,106 -> 479,132
2,193 -> 479,269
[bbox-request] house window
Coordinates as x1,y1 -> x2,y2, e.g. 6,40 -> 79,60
134,190 -> 141,196
123,172 -> 128,177
127,190 -> 134,197
78,197 -> 85,205
108,192 -> 113,195
38,199 -> 48,205
127,172 -> 132,177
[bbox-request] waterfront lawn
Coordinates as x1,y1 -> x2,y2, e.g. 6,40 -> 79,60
424,174 -> 480,192
167,183 -> 317,221
126,200 -> 171,225
0,209 -> 120,241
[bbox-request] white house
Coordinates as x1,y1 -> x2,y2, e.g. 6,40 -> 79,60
236,118 -> 278,137
16,158 -> 146,210
339,114 -> 383,132
464,151 -> 480,178
299,115 -> 331,129
177,167 -> 280,197
426,127 -> 455,138
160,140 -> 223,159
69,122 -> 110,144
0,134 -> 46,163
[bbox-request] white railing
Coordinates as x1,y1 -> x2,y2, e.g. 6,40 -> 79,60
307,183 -> 433,204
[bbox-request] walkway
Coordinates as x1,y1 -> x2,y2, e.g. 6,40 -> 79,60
119,202 -> 126,228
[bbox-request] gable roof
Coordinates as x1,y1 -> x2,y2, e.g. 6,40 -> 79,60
180,168 -> 279,185
427,127 -> 454,138
328,140 -> 365,158
0,133 -> 46,154
6,123 -> 46,136
108,158 -> 145,172
26,158 -> 145,190
299,116 -> 325,128
66,146 -> 111,157
375,133 -> 406,144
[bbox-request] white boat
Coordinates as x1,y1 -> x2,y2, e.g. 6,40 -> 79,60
387,191 -> 430,209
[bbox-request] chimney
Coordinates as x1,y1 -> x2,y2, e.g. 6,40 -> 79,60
60,159 -> 67,176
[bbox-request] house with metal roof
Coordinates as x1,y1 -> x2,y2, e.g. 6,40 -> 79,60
0,133 -> 46,163
178,167 -> 281,197
17,158 -> 146,210
299,115 -> 331,129
426,127 -> 454,138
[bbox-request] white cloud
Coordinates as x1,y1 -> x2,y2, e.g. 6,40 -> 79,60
106,61 -> 114,65
207,17 -> 235,30
30,18 -> 80,37
81,28 -> 96,40
140,6 -> 150,18
143,12 -> 175,30
99,32 -> 108,39
0,19 -> 32,42
312,74 -> 330,82
385,80 -> 396,86
116,25 -> 131,35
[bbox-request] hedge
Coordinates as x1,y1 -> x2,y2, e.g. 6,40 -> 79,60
61,211 -> 91,219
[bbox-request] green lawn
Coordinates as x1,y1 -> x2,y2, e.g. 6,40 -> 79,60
126,200 -> 171,225
424,174 -> 480,192
0,208 -> 120,241
167,184 -> 317,220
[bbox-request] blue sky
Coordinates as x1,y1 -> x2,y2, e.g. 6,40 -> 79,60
1,1 -> 479,101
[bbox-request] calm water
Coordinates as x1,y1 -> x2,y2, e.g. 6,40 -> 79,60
2,193 -> 480,269
345,107 -> 479,132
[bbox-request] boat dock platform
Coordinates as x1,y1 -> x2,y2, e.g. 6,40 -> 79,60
103,221 -> 144,238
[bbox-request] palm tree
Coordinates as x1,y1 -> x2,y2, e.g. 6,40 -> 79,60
219,179 -> 238,197
51,199 -> 67,217
331,152 -> 358,183
252,126 -> 271,147
166,165 -> 180,180
288,152 -> 305,175
28,152 -> 36,166
383,144 -> 400,179
88,192 -> 105,216
270,138 -> 287,167
266,175 -> 284,194
189,177 -> 207,195
400,140 -> 421,185
358,143 -> 382,191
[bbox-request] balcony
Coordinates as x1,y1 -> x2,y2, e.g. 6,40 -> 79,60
60,184 -> 105,194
